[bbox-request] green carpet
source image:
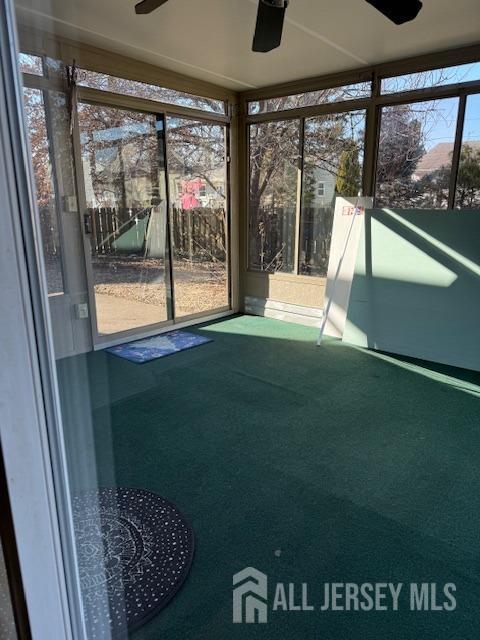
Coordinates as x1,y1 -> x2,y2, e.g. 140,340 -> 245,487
70,315 -> 480,639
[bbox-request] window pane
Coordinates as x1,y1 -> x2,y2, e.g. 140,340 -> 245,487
78,69 -> 226,114
300,110 -> 366,276
167,117 -> 228,317
249,120 -> 300,273
23,88 -> 64,294
18,52 -> 43,75
375,98 -> 459,209
248,82 -> 371,115
455,94 -> 480,209
381,62 -> 480,94
44,56 -> 65,81
78,104 -> 170,335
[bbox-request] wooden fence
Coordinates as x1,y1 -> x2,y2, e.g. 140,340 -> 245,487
300,205 -> 334,275
171,207 -> 226,261
248,206 -> 296,272
87,207 -> 147,255
86,206 -> 226,260
249,205 -> 334,273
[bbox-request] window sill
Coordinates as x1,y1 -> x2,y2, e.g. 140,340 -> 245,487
245,270 -> 327,285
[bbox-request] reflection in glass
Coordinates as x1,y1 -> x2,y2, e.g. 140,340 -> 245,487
376,98 -> 459,209
166,117 -> 228,317
300,110 -> 366,276
249,119 -> 300,273
455,94 -> 480,209
23,87 -> 64,294
78,104 -> 170,336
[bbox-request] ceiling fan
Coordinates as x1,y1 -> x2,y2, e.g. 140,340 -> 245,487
134,0 -> 423,53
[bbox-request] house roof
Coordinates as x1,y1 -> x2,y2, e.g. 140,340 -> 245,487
415,140 -> 480,176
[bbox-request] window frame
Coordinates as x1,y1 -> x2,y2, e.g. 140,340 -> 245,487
380,62 -> 480,96
247,117 -> 304,275
0,5 -> 83,638
453,93 -> 480,208
19,43 -> 236,345
72,92 -> 233,347
247,103 -> 369,275
21,81 -> 68,296
244,46 -> 480,278
374,95 -> 462,210
77,68 -> 227,115
247,80 -> 372,115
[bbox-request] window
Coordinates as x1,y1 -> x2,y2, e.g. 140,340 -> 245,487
248,81 -> 371,115
78,103 -> 172,335
249,119 -> 300,273
381,62 -> 480,94
23,87 -> 64,294
247,62 -> 480,278
375,98 -> 459,209
166,117 -> 229,317
248,111 -> 366,277
300,110 -> 366,276
19,52 -> 43,75
455,93 -> 480,209
78,69 -> 226,114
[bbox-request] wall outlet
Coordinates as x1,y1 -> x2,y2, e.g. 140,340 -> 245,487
75,303 -> 89,319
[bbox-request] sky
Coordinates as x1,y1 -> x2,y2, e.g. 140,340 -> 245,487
462,93 -> 480,143
386,63 -> 480,150
420,93 -> 480,151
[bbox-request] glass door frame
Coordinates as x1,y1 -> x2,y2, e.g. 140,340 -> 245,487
164,112 -> 232,323
72,89 -> 232,349
0,2 -> 84,636
72,98 -> 176,348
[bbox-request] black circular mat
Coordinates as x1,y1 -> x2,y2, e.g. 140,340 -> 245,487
72,488 -> 194,639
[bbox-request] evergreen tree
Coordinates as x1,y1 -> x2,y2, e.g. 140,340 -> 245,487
456,144 -> 480,208
335,141 -> 361,196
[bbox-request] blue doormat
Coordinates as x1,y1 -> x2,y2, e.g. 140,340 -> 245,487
106,330 -> 212,364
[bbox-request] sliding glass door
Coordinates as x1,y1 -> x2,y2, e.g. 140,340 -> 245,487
78,103 -> 172,341
78,106 -> 230,343
166,117 -> 229,318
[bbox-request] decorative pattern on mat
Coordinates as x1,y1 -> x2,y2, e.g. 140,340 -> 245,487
73,488 -> 194,638
106,330 -> 212,363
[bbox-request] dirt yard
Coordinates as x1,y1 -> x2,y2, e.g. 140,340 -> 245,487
92,256 -> 228,334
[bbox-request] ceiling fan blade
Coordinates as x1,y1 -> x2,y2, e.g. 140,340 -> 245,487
252,0 -> 289,53
135,0 -> 169,15
365,0 -> 423,25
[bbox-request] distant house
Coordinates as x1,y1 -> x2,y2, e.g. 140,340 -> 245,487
300,167 -> 337,208
170,170 -> 226,209
413,140 -> 480,180
310,168 -> 337,207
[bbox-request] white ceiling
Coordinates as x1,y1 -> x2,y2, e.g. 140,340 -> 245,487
16,0 -> 480,91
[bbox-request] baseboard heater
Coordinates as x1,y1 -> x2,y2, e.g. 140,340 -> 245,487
244,296 -> 323,328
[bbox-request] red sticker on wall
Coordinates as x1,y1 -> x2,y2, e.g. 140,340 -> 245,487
342,206 -> 365,216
